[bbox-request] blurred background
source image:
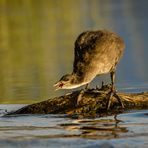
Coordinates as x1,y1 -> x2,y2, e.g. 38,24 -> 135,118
0,0 -> 148,103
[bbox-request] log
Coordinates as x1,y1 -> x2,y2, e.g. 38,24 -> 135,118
6,85 -> 148,117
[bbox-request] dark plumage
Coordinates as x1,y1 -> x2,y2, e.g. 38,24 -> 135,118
73,30 -> 124,84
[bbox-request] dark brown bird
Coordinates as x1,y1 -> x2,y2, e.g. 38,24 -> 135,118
54,30 -> 125,109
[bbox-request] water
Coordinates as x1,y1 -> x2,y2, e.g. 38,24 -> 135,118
0,105 -> 147,148
0,0 -> 148,103
0,1 -> 148,147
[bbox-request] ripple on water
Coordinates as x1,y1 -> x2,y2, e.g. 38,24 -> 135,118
0,105 -> 148,148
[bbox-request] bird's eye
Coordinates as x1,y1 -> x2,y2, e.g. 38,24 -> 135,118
64,77 -> 69,81
62,76 -> 70,81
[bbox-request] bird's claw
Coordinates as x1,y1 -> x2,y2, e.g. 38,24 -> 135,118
77,89 -> 85,105
106,89 -> 124,110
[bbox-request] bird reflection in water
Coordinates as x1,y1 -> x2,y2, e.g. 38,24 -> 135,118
58,115 -> 128,139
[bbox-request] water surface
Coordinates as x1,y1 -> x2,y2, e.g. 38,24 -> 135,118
0,105 -> 147,148
0,1 -> 148,147
0,0 -> 148,103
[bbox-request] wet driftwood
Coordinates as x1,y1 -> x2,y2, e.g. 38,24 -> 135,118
7,85 -> 148,117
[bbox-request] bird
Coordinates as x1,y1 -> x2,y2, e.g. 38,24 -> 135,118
54,29 -> 125,109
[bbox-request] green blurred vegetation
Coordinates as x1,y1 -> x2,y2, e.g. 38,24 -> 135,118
0,0 -> 148,103
0,0 -> 100,103
0,0 -> 114,104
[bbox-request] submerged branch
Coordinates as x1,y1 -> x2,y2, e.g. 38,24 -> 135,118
6,85 -> 148,117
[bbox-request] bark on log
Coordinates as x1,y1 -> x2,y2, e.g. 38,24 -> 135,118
6,85 -> 148,117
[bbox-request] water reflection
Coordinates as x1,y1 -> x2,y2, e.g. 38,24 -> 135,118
0,106 -> 131,140
0,0 -> 148,103
0,105 -> 148,147
58,118 -> 128,139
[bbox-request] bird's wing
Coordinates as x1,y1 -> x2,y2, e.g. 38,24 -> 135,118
72,30 -> 125,77
73,47 -> 83,75
73,31 -> 100,76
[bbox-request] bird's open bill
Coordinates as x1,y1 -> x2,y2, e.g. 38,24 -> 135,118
54,82 -> 64,91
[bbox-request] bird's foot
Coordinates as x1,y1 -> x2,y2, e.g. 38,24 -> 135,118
77,83 -> 91,105
77,89 -> 85,106
106,88 -> 124,110
113,92 -> 124,108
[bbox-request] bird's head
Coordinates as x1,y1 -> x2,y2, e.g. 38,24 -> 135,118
54,74 -> 76,90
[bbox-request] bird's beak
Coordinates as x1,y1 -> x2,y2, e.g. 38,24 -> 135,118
53,82 -> 64,91
53,82 -> 60,91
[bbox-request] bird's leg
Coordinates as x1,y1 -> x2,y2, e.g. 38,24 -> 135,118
110,70 -> 115,91
102,81 -> 104,88
106,89 -> 114,110
77,83 -> 90,105
111,71 -> 124,108
77,89 -> 85,105
106,71 -> 124,110
85,83 -> 90,90
106,71 -> 115,109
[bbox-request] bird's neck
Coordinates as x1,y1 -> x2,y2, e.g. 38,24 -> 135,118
71,73 -> 85,85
